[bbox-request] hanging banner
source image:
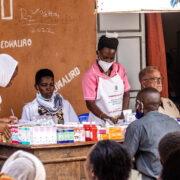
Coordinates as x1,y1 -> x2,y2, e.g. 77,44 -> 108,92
96,0 -> 180,13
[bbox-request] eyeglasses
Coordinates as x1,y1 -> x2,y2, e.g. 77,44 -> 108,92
143,77 -> 163,83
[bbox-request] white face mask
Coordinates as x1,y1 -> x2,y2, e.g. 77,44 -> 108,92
98,60 -> 114,73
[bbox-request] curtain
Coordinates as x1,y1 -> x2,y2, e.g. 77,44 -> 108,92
145,13 -> 168,98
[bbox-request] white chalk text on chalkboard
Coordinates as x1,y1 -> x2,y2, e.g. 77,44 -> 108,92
1,0 -> 13,20
20,8 -> 59,34
55,67 -> 81,91
0,38 -> 32,49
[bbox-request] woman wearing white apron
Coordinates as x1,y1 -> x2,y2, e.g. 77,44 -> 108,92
82,33 -> 131,126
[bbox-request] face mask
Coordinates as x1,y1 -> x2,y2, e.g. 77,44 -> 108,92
135,101 -> 144,119
135,109 -> 144,119
36,85 -> 53,101
37,92 -> 52,101
98,60 -> 114,73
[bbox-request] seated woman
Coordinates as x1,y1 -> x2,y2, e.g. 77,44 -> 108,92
21,69 -> 79,124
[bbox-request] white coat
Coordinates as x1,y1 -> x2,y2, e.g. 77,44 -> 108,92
21,97 -> 79,123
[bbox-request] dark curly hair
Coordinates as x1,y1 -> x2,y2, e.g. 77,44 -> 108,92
98,35 -> 119,51
159,131 -> 180,164
35,69 -> 54,85
161,148 -> 180,180
89,140 -> 132,180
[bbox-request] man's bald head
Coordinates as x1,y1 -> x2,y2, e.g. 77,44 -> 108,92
137,87 -> 161,114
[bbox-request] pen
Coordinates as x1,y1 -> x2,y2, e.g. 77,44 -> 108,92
11,108 -> 18,124
11,108 -> 15,119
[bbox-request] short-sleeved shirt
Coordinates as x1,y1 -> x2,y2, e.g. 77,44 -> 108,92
124,111 -> 180,180
158,97 -> 180,119
82,60 -> 130,100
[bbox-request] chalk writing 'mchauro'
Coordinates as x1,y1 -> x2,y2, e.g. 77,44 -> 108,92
0,39 -> 32,49
55,67 -> 81,91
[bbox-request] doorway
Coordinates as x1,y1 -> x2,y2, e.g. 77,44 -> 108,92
162,13 -> 180,110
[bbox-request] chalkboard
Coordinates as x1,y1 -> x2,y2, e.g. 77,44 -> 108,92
0,0 -> 96,118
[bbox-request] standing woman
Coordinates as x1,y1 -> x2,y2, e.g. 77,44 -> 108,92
0,54 -> 19,139
82,33 -> 130,126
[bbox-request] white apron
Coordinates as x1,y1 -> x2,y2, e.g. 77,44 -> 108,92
88,71 -> 124,127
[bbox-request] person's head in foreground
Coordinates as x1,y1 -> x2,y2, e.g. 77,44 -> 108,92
1,150 -> 46,180
139,66 -> 163,93
161,148 -> 180,180
97,33 -> 119,73
135,87 -> 161,118
84,140 -> 131,180
35,69 -> 54,100
0,54 -> 18,88
158,131 -> 180,165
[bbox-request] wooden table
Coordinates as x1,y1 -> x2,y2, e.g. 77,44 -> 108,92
0,140 -> 123,180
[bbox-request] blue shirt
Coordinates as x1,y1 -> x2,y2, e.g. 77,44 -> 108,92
124,111 -> 180,180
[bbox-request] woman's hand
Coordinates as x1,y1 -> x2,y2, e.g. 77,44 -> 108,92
0,118 -> 10,124
86,100 -> 118,124
0,116 -> 19,125
109,117 -> 118,124
9,116 -> 19,124
0,123 -> 11,140
118,112 -> 124,120
101,114 -> 118,124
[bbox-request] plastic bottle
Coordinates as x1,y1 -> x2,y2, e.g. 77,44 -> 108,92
83,122 -> 87,141
74,126 -> 80,142
79,124 -> 86,142
83,122 -> 91,141
9,126 -> 18,144
90,122 -> 98,141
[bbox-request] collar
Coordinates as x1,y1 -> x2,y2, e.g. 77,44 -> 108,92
92,60 -> 118,79
145,110 -> 159,116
